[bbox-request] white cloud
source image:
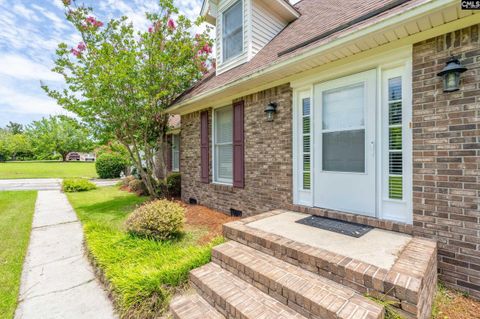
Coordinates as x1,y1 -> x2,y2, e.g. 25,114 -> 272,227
0,54 -> 62,81
0,85 -> 65,115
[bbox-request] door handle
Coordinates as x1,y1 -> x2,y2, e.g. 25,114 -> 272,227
370,141 -> 375,157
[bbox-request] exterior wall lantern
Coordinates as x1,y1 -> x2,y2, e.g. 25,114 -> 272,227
264,102 -> 277,122
437,57 -> 467,92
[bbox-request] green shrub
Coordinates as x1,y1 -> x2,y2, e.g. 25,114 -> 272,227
166,173 -> 181,197
62,178 -> 97,192
128,179 -> 147,195
95,153 -> 128,179
125,199 -> 185,241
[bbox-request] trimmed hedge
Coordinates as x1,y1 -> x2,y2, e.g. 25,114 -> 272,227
95,153 -> 128,179
125,199 -> 185,241
62,178 -> 97,192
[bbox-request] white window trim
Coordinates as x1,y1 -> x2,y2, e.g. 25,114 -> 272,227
292,46 -> 413,224
171,134 -> 180,172
221,0 -> 244,64
212,105 -> 233,185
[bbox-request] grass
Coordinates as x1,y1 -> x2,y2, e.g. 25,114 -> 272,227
0,161 -> 97,179
0,191 -> 37,318
67,186 -> 222,318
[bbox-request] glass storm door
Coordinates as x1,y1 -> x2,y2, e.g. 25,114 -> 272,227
313,70 -> 376,217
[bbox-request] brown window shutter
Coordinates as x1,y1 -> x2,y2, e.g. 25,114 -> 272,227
166,135 -> 172,172
233,101 -> 245,188
200,111 -> 209,183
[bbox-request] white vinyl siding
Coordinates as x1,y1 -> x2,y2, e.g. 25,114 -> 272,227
213,106 -> 233,184
251,1 -> 287,57
171,134 -> 180,172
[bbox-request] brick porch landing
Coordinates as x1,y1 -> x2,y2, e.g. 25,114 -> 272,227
170,210 -> 437,319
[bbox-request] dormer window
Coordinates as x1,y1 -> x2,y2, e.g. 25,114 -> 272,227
222,0 -> 243,62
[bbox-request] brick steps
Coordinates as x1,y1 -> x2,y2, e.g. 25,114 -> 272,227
223,214 -> 437,318
190,263 -> 307,319
170,292 -> 225,319
212,241 -> 384,319
169,210 -> 436,319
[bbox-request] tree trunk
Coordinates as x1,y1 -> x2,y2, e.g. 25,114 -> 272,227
61,153 -> 68,162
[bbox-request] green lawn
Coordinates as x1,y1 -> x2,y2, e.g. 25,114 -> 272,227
0,191 -> 37,318
67,187 -> 221,318
0,161 -> 97,179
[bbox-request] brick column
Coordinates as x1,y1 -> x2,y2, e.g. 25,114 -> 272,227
412,24 -> 480,298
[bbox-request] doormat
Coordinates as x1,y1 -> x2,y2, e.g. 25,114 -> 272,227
295,215 -> 373,238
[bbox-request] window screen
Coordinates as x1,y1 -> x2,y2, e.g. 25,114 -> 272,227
222,1 -> 243,61
171,134 -> 180,172
214,106 -> 233,183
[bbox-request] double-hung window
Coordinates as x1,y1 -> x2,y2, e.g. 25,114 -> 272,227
222,0 -> 243,62
214,106 -> 233,184
171,134 -> 180,172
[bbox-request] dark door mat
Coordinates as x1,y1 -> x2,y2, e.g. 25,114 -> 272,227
295,215 -> 373,238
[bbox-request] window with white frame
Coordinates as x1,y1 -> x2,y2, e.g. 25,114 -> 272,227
214,106 -> 233,183
387,77 -> 403,200
222,0 -> 243,62
302,97 -> 311,190
171,134 -> 180,172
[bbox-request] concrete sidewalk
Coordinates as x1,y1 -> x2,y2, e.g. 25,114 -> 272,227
14,190 -> 117,319
0,179 -> 62,191
0,178 -> 120,191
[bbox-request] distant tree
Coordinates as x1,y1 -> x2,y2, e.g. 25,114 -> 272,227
5,121 -> 23,135
26,116 -> 93,161
0,130 -> 32,161
42,0 -> 213,197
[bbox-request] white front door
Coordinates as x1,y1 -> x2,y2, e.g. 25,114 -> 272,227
313,70 -> 377,217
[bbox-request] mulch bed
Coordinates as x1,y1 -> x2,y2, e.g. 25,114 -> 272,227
178,201 -> 239,244
434,286 -> 480,319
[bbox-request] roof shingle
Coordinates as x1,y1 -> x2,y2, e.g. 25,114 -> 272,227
173,0 -> 425,106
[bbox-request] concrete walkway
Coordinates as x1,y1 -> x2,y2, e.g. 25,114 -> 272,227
14,190 -> 117,319
0,178 -> 120,191
0,178 -> 62,191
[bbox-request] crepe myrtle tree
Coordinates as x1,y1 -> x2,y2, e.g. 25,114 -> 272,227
43,0 -> 213,197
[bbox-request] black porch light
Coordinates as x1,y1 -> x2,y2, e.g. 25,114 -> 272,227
437,57 -> 467,92
265,102 -> 277,122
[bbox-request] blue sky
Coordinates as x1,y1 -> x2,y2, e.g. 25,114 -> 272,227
0,0 -> 203,127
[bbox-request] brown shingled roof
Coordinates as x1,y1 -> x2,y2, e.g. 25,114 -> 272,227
172,0 -> 426,106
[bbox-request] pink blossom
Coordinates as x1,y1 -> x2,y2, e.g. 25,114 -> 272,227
70,48 -> 81,57
77,42 -> 86,51
202,44 -> 212,54
148,26 -> 153,33
84,16 -> 103,28
167,18 -> 175,30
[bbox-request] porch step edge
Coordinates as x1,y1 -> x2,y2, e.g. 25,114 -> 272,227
190,262 -> 307,319
170,292 -> 225,319
212,240 -> 384,319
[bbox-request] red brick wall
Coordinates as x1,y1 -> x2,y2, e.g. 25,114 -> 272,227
180,84 -> 293,216
412,24 -> 480,298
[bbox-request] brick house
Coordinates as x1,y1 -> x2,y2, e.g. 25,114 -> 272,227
167,0 -> 480,316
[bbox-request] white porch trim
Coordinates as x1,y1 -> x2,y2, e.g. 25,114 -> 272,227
292,46 -> 413,224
